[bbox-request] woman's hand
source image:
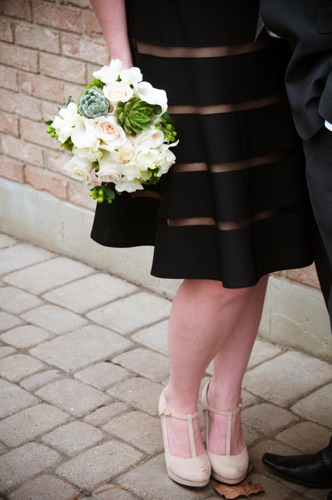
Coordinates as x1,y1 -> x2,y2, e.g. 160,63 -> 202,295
114,53 -> 133,70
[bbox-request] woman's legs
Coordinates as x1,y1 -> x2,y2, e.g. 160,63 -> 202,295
163,276 -> 268,458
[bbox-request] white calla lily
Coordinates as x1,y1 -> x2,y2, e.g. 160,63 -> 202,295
136,82 -> 168,113
93,59 -> 123,84
120,66 -> 142,85
71,116 -> 100,149
98,148 -> 120,167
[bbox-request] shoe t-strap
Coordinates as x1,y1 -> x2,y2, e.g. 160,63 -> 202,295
204,402 -> 241,456
202,382 -> 242,456
162,406 -> 199,458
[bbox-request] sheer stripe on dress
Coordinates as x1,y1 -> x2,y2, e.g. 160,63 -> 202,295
135,38 -> 275,58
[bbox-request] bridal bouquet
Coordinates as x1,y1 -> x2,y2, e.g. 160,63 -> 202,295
46,59 -> 178,203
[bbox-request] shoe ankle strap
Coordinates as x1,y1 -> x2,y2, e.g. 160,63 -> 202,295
162,407 -> 199,421
201,380 -> 242,416
203,402 -> 241,417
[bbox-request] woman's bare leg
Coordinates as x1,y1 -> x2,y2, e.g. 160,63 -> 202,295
162,276 -> 268,457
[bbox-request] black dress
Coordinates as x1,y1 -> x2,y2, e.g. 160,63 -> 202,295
91,0 -> 313,288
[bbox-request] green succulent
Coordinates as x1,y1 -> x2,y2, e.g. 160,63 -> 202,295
116,96 -> 156,135
79,86 -> 109,118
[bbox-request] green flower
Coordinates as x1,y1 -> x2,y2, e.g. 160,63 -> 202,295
79,86 -> 109,118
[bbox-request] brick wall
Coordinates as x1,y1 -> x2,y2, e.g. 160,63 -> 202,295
0,0 -> 109,210
0,0 -> 320,292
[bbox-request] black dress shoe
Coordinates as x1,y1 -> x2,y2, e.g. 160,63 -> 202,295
262,437 -> 332,488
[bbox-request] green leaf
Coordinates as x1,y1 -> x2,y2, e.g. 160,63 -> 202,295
103,185 -> 116,201
124,116 -> 132,129
117,111 -> 125,122
140,122 -> 151,130
85,77 -> 104,90
162,112 -> 176,126
61,137 -> 74,152
129,119 -> 143,128
124,101 -> 132,113
130,100 -> 141,110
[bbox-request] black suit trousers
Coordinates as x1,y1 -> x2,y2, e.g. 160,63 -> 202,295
303,128 -> 332,324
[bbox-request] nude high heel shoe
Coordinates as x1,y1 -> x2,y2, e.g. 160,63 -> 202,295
201,381 -> 249,484
159,390 -> 211,487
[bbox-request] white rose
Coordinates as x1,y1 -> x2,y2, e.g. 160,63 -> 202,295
97,166 -> 122,184
87,115 -> 126,150
103,81 -> 134,105
119,147 -> 135,163
96,149 -> 121,184
134,129 -> 165,150
63,155 -> 93,185
117,138 -> 136,164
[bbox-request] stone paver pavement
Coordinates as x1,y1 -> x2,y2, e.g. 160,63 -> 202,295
0,233 -> 331,500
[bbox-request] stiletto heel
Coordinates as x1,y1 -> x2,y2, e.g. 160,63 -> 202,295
201,381 -> 249,484
159,390 -> 211,487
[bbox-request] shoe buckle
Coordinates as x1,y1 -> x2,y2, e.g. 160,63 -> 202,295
164,408 -> 172,416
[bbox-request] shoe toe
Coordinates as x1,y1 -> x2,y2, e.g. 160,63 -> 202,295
209,447 -> 249,484
166,453 -> 211,487
262,452 -> 278,467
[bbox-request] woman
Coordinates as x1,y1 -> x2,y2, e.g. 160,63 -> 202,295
90,0 -> 313,488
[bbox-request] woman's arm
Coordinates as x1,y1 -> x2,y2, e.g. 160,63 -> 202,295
90,0 -> 133,67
